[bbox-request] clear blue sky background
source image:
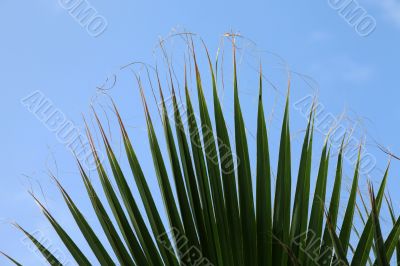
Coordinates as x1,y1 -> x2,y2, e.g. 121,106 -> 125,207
2,0 -> 400,264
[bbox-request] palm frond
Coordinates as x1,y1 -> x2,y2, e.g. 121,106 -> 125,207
8,43 -> 400,266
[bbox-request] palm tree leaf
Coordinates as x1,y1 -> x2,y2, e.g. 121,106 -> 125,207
372,192 -> 400,265
272,92 -> 292,265
193,51 -> 233,265
93,110 -> 164,265
14,224 -> 63,266
319,136 -> 345,265
139,83 -> 187,254
30,192 -> 92,265
256,65 -> 272,266
84,119 -> 148,265
169,68 -> 213,262
369,184 -> 389,266
339,147 -> 361,254
305,142 -> 330,265
184,73 -> 224,265
324,211 -> 349,266
77,161 -> 135,266
205,48 -> 243,265
157,74 -> 201,256
232,48 -> 257,266
51,174 -> 115,266
385,193 -> 400,265
113,102 -> 179,266
351,165 -> 389,266
290,110 -> 313,264
0,251 -> 23,266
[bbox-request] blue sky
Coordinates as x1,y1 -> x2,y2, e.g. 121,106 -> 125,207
2,0 -> 400,264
